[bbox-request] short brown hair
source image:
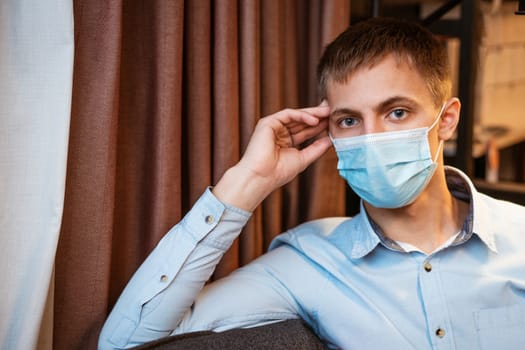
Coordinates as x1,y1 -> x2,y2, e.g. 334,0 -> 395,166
317,17 -> 451,107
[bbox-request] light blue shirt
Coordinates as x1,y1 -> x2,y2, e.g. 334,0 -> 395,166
99,167 -> 525,349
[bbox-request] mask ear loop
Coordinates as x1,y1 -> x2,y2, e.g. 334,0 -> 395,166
433,139 -> 444,163
429,102 -> 447,131
430,102 -> 447,163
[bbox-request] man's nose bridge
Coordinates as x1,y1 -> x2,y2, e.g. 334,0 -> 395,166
362,117 -> 384,135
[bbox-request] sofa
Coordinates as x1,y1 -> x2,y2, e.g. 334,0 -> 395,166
131,319 -> 327,349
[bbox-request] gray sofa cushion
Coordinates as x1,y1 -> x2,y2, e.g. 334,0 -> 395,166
132,319 -> 326,349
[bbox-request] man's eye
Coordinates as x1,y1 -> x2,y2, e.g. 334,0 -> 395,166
389,109 -> 407,120
339,117 -> 357,128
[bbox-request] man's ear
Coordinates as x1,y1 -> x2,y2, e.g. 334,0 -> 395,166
438,97 -> 461,141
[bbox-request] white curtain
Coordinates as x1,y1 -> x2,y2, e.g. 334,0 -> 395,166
0,1 -> 74,349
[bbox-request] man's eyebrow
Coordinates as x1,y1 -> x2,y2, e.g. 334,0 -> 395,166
330,96 -> 421,119
330,108 -> 361,119
375,96 -> 419,112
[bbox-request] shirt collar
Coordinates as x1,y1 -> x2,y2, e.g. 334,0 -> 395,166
349,205 -> 382,259
444,166 -> 497,253
349,166 -> 497,259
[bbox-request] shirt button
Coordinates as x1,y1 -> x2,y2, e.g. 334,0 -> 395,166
160,275 -> 168,282
424,262 -> 432,272
435,328 -> 446,338
205,215 -> 214,224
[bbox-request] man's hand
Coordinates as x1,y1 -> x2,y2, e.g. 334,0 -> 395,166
213,103 -> 331,212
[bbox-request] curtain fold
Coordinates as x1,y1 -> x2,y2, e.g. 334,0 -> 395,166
238,0 -> 264,264
0,1 -> 74,349
212,0 -> 242,276
55,1 -> 350,348
54,0 -> 123,348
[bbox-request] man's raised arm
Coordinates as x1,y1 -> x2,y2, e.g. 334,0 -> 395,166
98,105 -> 331,349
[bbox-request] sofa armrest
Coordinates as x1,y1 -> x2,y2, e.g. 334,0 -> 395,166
131,319 -> 326,349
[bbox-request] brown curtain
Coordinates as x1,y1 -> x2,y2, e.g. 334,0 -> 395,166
54,0 -> 350,349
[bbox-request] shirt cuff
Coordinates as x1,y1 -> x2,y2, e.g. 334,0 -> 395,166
181,187 -> 251,249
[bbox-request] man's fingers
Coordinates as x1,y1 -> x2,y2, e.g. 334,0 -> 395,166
290,119 -> 328,147
299,103 -> 330,118
298,136 -> 332,169
269,105 -> 330,127
254,105 -> 330,151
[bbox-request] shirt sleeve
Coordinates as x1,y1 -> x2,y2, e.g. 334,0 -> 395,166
98,188 -> 253,349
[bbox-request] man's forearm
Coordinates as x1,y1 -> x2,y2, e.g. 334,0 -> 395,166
98,188 -> 251,349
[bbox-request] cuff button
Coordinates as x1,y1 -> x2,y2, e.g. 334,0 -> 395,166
435,328 -> 445,338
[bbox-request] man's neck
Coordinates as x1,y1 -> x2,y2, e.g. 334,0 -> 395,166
364,171 -> 469,254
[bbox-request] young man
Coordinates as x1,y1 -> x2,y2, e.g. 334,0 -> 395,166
99,18 -> 525,349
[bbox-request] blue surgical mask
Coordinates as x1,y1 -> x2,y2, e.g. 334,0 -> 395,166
331,104 -> 445,208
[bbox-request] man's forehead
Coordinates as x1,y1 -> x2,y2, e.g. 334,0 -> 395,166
326,52 -> 418,85
325,54 -> 434,108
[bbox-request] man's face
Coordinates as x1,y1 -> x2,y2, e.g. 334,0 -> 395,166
327,54 -> 441,143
